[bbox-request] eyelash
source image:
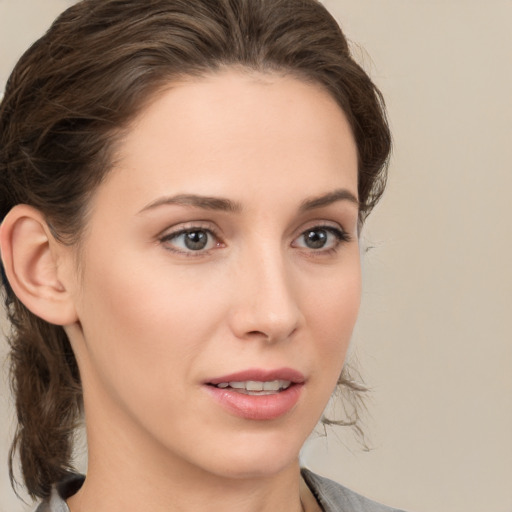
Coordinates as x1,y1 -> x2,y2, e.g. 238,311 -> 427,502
159,224 -> 223,257
158,224 -> 351,257
292,225 -> 352,255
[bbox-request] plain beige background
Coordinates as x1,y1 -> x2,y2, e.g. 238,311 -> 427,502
0,0 -> 511,511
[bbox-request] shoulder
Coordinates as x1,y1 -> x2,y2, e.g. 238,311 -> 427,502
301,468 -> 408,512
33,496 -> 68,512
33,474 -> 85,512
35,470 -> 408,512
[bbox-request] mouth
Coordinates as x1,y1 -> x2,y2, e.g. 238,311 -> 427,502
204,368 -> 305,420
209,379 -> 293,395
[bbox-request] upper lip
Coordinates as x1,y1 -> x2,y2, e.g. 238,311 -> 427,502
206,367 -> 305,385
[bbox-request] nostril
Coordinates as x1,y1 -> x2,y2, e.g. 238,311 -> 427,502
229,287 -> 302,343
246,330 -> 270,340
244,326 -> 298,343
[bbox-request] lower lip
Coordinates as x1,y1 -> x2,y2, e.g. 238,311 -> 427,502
204,384 -> 304,420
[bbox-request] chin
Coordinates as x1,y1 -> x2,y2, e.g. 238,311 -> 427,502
208,454 -> 300,481
187,428 -> 305,481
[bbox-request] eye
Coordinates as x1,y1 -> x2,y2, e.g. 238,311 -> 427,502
292,226 -> 350,251
160,228 -> 221,253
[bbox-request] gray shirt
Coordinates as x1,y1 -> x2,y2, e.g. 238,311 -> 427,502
35,469 -> 407,512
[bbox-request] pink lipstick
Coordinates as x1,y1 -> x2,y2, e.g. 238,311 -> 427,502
204,368 -> 305,421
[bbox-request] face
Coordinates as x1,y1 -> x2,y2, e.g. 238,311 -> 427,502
65,70 -> 361,480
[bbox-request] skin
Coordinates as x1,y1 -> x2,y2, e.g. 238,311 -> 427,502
55,70 -> 360,511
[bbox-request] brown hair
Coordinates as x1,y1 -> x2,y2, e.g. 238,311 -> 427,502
0,0 -> 391,500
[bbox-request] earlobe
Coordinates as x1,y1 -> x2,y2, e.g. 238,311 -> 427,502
0,205 -> 78,326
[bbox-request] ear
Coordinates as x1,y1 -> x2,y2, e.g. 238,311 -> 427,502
0,204 -> 78,326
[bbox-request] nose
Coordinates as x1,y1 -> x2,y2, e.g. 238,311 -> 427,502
228,248 -> 302,343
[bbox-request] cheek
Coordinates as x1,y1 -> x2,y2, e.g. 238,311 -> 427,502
75,253 -> 229,389
306,259 -> 361,333
301,257 -> 362,374
73,262 -> 219,441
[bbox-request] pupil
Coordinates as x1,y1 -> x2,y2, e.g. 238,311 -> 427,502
184,231 -> 208,250
305,229 -> 327,249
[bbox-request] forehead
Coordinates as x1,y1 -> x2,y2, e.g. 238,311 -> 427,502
99,69 -> 358,212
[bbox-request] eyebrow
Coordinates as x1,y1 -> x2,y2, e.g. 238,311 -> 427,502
299,189 -> 359,212
138,188 -> 359,215
138,194 -> 242,214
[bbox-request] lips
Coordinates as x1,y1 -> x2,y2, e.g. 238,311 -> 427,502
214,379 -> 292,395
203,368 -> 305,421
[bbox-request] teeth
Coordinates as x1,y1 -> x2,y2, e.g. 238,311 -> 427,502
263,381 -> 283,391
228,381 -> 246,389
216,380 -> 291,392
246,381 -> 263,391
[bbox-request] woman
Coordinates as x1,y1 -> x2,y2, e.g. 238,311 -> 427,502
0,0 -> 398,510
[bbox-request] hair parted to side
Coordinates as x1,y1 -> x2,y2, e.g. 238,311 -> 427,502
0,0 -> 391,500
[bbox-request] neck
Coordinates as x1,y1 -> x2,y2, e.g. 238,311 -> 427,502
68,394 -> 305,512
68,454 -> 303,512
